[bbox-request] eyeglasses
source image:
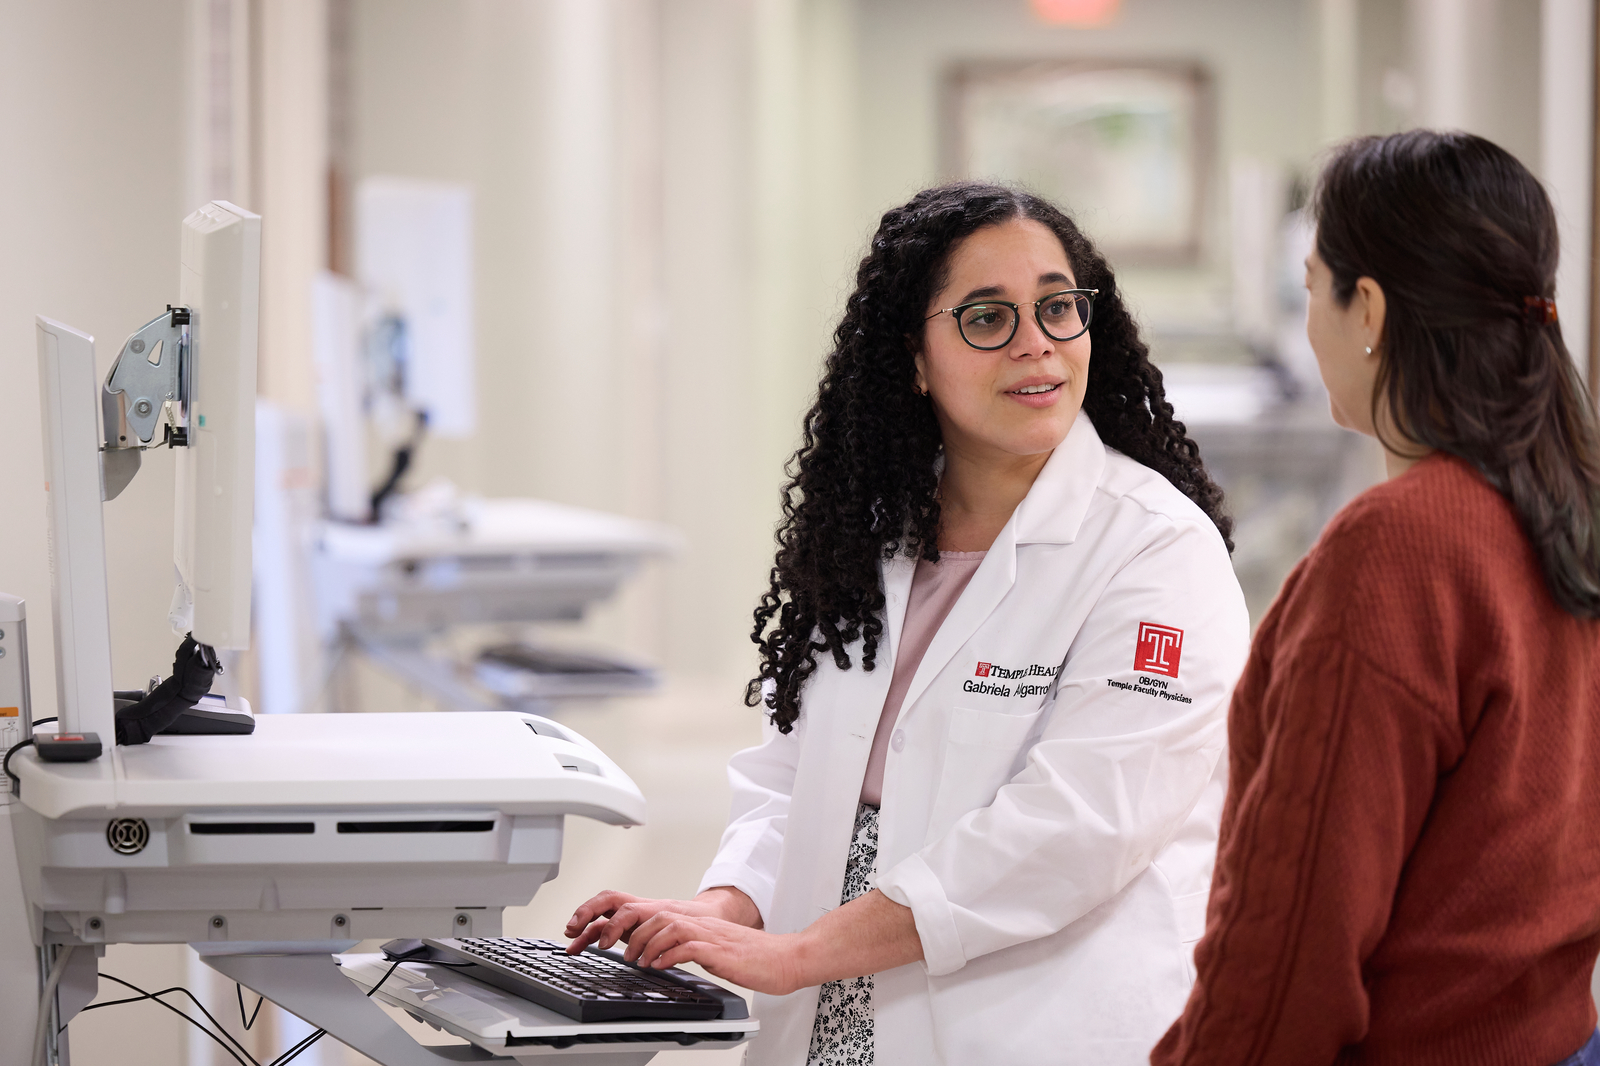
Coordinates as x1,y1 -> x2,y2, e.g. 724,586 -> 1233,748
925,289 -> 1098,350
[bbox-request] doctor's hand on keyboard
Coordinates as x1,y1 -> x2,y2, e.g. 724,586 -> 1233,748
564,884 -> 922,997
565,886 -> 806,996
566,888 -> 765,950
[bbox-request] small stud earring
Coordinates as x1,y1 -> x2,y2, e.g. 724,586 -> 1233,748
1364,346 -> 1373,355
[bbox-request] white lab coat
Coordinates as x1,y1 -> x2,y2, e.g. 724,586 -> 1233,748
699,412 -> 1251,1066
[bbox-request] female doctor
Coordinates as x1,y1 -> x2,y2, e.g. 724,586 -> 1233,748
567,182 -> 1250,1065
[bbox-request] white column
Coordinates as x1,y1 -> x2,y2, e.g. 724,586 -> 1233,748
1319,0 -> 1359,146
535,0 -> 615,509
256,0 -> 328,414
1411,0 -> 1481,130
1542,0 -> 1595,381
184,0 -> 252,213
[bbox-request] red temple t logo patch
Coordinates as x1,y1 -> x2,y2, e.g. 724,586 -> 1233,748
975,662 -> 992,677
1134,623 -> 1184,678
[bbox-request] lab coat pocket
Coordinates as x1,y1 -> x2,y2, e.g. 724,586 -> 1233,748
926,706 -> 1045,841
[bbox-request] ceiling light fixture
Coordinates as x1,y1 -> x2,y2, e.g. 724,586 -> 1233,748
1030,0 -> 1122,26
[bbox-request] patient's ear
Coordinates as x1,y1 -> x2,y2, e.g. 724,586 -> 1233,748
1354,276 -> 1387,354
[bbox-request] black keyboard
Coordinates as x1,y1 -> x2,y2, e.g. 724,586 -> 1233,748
410,937 -> 748,1024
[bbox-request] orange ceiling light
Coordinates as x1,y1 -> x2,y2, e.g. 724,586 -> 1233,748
1030,0 -> 1123,26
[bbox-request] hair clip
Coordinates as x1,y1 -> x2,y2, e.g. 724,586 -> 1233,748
1523,296 -> 1558,325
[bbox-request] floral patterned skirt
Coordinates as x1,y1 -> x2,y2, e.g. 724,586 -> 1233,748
806,803 -> 879,1066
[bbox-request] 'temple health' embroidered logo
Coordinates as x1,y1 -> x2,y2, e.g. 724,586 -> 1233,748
975,662 -> 992,677
1134,623 -> 1184,678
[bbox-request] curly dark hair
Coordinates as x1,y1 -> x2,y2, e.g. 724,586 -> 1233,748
746,182 -> 1233,733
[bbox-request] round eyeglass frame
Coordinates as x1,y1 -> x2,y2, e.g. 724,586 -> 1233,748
924,288 -> 1099,350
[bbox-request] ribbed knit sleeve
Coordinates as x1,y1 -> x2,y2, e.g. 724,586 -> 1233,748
1150,633 -> 1458,1064
1153,453 -> 1600,1066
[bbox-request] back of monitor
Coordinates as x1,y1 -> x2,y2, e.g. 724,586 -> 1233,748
172,201 -> 260,650
34,320 -> 115,735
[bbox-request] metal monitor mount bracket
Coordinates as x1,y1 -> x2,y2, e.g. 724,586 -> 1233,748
99,305 -> 191,501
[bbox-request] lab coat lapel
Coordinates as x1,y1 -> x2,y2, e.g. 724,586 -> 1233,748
893,412 -> 1106,720
1013,410 -> 1106,546
896,522 -> 1017,718
882,550 -> 916,651
858,551 -> 917,735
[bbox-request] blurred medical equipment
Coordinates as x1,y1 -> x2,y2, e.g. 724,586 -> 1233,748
266,177 -> 675,720
1146,162 -> 1380,625
2,202 -> 749,1065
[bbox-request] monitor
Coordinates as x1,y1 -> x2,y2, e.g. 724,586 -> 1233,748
171,201 -> 260,651
35,318 -> 115,734
355,177 -> 476,439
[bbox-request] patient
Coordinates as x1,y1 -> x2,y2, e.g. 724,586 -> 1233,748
1153,130 -> 1600,1065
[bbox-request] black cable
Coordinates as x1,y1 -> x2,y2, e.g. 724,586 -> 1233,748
99,974 -> 261,1065
265,957 -> 406,1066
73,975 -> 260,1066
368,410 -> 428,522
4,717 -> 56,795
370,957 -> 405,991
237,982 -> 265,1030
268,1027 -> 326,1066
66,957 -> 410,1066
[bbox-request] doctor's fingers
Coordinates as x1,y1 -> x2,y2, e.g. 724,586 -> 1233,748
620,909 -> 721,965
626,913 -> 760,968
588,899 -> 681,952
565,916 -> 619,954
625,912 -> 713,967
564,889 -> 643,937
646,929 -> 802,997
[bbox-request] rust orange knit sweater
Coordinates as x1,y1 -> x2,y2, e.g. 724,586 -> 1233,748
1153,453 -> 1600,1066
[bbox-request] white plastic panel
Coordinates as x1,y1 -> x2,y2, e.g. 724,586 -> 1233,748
12,711 -> 646,824
35,318 -> 114,738
7,712 -> 645,944
0,595 -> 29,772
174,201 -> 260,650
253,403 -> 323,714
309,271 -> 367,521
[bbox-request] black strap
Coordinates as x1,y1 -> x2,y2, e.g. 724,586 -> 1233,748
114,635 -> 220,745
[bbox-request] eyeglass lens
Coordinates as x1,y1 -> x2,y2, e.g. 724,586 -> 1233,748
956,293 -> 1092,349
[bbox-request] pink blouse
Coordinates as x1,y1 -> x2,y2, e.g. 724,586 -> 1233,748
858,551 -> 987,807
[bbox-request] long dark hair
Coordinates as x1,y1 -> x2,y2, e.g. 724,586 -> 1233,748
1314,130 -> 1600,619
747,182 -> 1233,732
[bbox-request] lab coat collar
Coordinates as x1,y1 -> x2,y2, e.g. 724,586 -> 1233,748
887,409 -> 1106,718
1012,409 -> 1106,546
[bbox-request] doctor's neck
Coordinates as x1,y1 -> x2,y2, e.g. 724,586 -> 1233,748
936,445 -> 1052,553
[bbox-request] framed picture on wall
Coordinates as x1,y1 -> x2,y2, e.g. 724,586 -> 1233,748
943,60 -> 1212,267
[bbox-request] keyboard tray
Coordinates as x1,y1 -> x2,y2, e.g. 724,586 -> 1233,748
337,951 -> 758,1057
418,937 -> 747,1024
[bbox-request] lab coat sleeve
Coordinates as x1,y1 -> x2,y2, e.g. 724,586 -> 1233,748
696,711 -> 801,923
876,516 -> 1250,977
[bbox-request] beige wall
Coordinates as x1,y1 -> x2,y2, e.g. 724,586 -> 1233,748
348,0 -> 837,680
0,0 -> 195,710
854,0 -> 1323,332
0,3 -> 199,1061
